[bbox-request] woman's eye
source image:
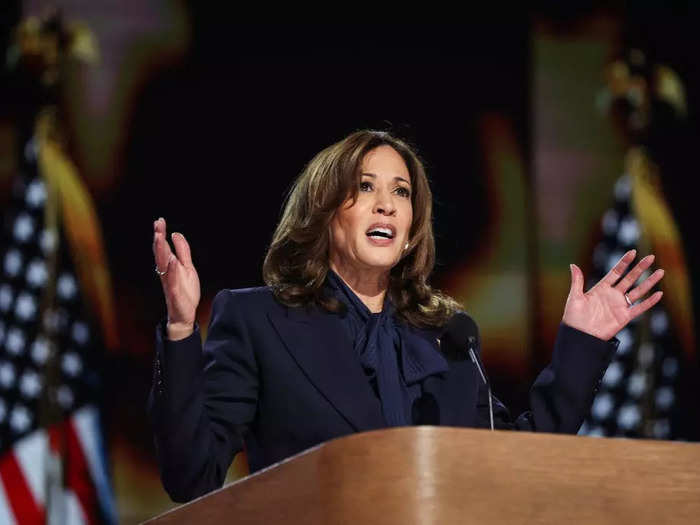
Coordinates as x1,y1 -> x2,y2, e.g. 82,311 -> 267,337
395,187 -> 411,198
359,181 -> 373,191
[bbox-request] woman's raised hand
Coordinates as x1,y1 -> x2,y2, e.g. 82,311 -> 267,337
562,250 -> 664,341
153,217 -> 201,340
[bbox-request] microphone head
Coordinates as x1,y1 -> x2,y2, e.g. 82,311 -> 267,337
440,312 -> 479,359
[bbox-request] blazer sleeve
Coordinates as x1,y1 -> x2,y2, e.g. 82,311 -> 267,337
147,290 -> 259,502
474,323 -> 617,433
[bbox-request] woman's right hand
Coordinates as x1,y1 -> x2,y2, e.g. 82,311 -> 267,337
153,217 -> 201,340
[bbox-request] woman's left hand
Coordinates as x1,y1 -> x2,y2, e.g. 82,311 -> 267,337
562,250 -> 664,341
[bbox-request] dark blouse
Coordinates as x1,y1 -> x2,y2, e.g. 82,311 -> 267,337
325,271 -> 449,426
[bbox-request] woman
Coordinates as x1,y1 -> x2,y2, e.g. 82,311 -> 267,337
149,130 -> 663,503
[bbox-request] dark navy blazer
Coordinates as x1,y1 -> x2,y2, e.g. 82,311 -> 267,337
148,286 -> 616,503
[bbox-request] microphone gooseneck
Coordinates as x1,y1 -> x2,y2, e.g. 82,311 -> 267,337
468,335 -> 494,431
443,313 -> 495,431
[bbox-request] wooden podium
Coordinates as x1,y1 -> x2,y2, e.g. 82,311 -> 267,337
145,427 -> 700,524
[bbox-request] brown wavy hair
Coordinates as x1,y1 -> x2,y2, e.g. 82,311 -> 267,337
262,130 -> 461,328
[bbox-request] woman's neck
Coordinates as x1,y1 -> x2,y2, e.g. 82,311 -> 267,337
329,260 -> 388,313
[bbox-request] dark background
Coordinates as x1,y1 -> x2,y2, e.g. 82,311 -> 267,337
2,4 -> 700,521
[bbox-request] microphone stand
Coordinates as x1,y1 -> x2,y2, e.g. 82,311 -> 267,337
468,336 -> 494,431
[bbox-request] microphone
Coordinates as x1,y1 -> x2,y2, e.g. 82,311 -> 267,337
442,313 -> 494,431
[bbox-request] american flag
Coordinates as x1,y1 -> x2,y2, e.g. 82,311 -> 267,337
578,172 -> 683,439
0,131 -> 116,524
578,51 -> 696,441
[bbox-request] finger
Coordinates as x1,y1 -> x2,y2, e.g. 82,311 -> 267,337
172,232 -> 193,268
152,217 -> 167,256
569,264 -> 584,296
628,291 -> 663,319
153,230 -> 174,275
601,249 -> 636,286
615,254 -> 655,292
627,268 -> 664,303
153,216 -> 166,236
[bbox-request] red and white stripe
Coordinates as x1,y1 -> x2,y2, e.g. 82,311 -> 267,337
0,406 -> 108,525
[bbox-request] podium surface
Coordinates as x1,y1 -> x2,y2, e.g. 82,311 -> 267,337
146,427 -> 700,524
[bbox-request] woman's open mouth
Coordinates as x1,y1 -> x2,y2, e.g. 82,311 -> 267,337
366,224 -> 396,246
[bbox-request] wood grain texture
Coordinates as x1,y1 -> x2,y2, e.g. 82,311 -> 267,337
145,427 -> 700,524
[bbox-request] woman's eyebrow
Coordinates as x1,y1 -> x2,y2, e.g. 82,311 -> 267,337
360,172 -> 411,186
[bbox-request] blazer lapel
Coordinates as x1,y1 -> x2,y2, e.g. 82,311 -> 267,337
267,304 -> 386,432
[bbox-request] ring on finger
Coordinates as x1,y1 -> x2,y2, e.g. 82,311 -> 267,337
155,265 -> 168,277
624,292 -> 633,306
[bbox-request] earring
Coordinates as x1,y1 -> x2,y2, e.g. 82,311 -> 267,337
404,242 -> 409,251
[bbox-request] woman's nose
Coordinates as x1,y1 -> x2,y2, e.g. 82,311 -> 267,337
373,190 -> 396,216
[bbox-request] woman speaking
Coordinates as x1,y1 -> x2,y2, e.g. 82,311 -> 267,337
149,130 -> 664,503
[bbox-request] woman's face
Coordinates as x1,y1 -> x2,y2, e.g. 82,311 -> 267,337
329,145 -> 413,277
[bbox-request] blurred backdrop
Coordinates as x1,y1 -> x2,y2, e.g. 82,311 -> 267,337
1,4 -> 699,524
